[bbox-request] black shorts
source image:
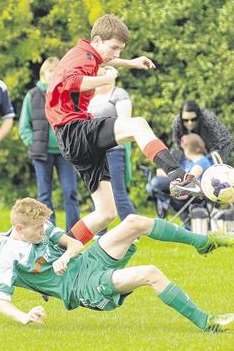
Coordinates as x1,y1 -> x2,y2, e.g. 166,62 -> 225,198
55,117 -> 117,193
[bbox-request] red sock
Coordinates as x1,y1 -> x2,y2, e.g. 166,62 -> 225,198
70,220 -> 94,244
143,139 -> 167,161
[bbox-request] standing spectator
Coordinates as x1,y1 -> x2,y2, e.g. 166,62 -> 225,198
0,80 -> 15,142
172,100 -> 234,164
19,57 -> 79,231
88,66 -> 135,221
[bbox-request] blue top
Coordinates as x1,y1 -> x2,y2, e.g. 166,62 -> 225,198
182,156 -> 212,179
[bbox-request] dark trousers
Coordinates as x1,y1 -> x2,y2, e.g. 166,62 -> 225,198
107,148 -> 135,220
32,154 -> 79,231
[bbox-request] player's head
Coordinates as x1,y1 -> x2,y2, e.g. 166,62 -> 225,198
180,100 -> 201,132
11,198 -> 52,244
91,14 -> 129,62
181,133 -> 207,157
40,57 -> 59,84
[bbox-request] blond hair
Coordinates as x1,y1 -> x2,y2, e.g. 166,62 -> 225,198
181,134 -> 207,155
39,56 -> 59,80
11,198 -> 52,226
91,14 -> 129,43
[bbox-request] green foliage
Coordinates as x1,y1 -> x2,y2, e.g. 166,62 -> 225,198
0,0 -> 233,207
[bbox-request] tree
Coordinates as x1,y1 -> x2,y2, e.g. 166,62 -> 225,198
0,0 -> 233,208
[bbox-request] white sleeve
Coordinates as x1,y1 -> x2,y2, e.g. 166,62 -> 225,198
0,243 -> 18,300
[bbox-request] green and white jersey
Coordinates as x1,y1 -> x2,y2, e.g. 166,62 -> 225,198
0,222 -> 81,309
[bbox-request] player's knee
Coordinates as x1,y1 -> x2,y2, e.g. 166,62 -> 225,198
103,208 -> 117,223
144,265 -> 165,285
124,214 -> 144,232
132,117 -> 149,131
124,214 -> 151,234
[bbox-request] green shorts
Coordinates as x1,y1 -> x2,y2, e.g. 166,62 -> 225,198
70,241 -> 137,311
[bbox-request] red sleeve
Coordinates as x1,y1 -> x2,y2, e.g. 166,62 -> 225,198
62,63 -> 96,92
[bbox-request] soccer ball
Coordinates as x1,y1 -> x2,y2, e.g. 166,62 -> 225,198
201,164 -> 234,204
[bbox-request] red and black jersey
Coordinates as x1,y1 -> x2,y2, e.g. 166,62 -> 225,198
45,40 -> 103,127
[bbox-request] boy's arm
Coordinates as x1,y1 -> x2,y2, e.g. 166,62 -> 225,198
19,92 -> 33,146
80,68 -> 118,92
108,56 -> 158,70
52,234 -> 84,275
0,299 -> 45,324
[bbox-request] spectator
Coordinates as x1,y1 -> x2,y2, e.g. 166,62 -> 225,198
0,80 -> 15,142
172,100 -> 234,164
19,57 -> 79,231
88,66 -> 135,221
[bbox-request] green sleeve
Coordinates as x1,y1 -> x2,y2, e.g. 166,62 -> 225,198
45,222 -> 65,244
19,92 -> 33,146
124,142 -> 132,187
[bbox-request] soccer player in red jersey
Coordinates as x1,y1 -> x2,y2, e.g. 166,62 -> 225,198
45,14 -> 200,243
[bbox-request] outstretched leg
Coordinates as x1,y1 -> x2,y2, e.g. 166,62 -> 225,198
99,214 -> 234,260
112,117 -> 202,199
114,117 -> 184,181
112,265 -> 234,332
112,265 -> 208,330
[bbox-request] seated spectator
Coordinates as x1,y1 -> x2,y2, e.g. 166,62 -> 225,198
147,134 -> 212,227
172,100 -> 234,165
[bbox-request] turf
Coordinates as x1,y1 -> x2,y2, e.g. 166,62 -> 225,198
1,209 -> 234,351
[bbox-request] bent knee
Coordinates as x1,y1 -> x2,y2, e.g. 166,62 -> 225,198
144,265 -> 165,284
105,208 -> 118,222
124,214 -> 151,233
100,208 -> 117,225
132,117 -> 149,130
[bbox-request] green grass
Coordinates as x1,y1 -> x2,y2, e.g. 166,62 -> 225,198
1,209 -> 234,351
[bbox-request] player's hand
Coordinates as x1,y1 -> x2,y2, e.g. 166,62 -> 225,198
24,306 -> 46,325
104,66 -> 118,83
52,255 -> 69,275
130,56 -> 160,70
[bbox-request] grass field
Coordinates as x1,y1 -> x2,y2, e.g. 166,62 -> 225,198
1,208 -> 234,351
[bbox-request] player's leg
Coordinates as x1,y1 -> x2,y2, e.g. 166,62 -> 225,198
113,117 -> 201,198
69,180 -> 118,242
111,266 -> 234,332
99,214 -> 152,259
99,214 -> 234,260
149,217 -> 234,254
85,180 -> 117,231
114,116 -> 182,177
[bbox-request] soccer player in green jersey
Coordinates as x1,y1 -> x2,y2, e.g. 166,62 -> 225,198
0,197 -> 234,331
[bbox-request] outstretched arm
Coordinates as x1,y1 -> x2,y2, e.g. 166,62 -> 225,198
52,234 -> 84,275
108,56 -> 159,70
0,299 -> 45,325
80,67 -> 118,92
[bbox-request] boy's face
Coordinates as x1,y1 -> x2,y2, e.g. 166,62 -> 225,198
43,65 -> 57,84
93,37 -> 125,62
16,220 -> 46,244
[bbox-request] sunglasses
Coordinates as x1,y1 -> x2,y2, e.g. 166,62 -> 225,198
182,117 -> 198,122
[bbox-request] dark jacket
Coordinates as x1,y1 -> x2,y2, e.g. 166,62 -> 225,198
19,81 -> 60,161
172,108 -> 234,164
28,86 -> 49,160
